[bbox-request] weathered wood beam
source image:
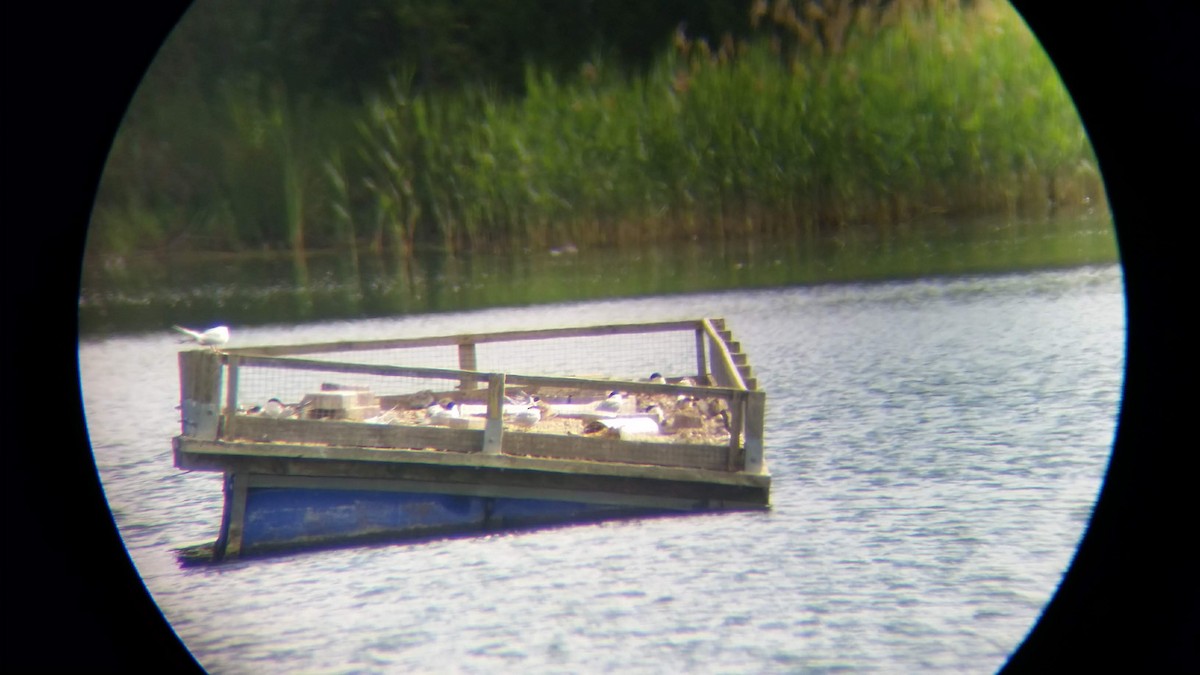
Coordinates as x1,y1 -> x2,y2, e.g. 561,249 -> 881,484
482,373 -> 505,455
743,391 -> 766,475
226,353 -> 744,400
175,450 -> 770,508
179,350 -> 222,439
174,436 -> 768,489
224,320 -> 705,357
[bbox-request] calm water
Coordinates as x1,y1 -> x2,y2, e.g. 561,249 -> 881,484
78,213 -> 1118,336
79,264 -> 1124,673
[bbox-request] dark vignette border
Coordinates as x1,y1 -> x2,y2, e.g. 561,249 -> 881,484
3,2 -> 1193,672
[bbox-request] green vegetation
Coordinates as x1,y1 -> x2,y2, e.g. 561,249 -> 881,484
88,0 -> 1107,263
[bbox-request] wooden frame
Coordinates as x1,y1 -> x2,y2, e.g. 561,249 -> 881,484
175,319 -> 769,560
186,318 -> 766,475
223,320 -> 705,358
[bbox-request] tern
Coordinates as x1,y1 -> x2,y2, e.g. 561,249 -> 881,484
261,397 -> 300,419
641,403 -> 665,425
597,391 -> 625,412
583,413 -> 661,438
647,372 -> 667,385
427,401 -> 461,423
173,325 -> 230,350
531,395 -> 554,419
510,405 -> 542,428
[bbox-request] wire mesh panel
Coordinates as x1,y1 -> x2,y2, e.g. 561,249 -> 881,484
230,359 -> 463,424
226,321 -> 708,381
299,345 -> 462,371
201,320 -> 761,470
473,329 -> 697,380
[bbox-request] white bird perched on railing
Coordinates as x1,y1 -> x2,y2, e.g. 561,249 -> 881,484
173,325 -> 230,350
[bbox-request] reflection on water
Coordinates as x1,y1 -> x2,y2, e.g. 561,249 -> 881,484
79,214 -> 1116,335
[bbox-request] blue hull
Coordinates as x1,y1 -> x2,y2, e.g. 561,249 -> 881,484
236,486 -> 667,555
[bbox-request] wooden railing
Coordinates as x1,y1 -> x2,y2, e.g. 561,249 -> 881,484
179,319 -> 765,474
225,319 -> 704,357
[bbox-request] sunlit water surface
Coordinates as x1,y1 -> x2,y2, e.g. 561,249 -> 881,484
79,265 -> 1124,673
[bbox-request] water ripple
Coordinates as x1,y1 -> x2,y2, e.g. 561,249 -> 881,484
78,265 -> 1124,674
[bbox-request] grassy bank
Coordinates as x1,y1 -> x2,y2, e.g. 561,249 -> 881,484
89,0 -> 1106,262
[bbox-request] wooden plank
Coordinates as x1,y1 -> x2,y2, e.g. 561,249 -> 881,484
457,343 -> 479,390
739,365 -> 754,383
743,390 -> 766,475
482,373 -> 505,455
177,447 -> 770,507
501,432 -> 731,472
175,437 -> 770,488
694,328 -> 708,381
223,355 -> 240,440
232,353 -> 744,400
211,471 -> 233,559
217,471 -> 249,560
708,335 -> 735,388
728,392 -> 745,471
180,350 -> 222,403
225,412 -> 733,472
179,350 -> 222,439
243,473 -> 715,511
228,414 -> 484,453
224,320 -> 705,357
701,319 -> 747,391
502,373 -> 741,399
233,355 -> 472,382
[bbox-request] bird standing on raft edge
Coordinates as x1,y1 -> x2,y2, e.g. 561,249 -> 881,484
173,325 -> 230,350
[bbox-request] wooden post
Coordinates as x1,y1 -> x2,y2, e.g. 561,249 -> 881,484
740,367 -> 757,391
458,342 -> 479,390
727,392 -> 745,471
708,335 -> 735,388
482,373 -> 505,455
214,471 -> 249,561
223,355 -> 240,440
743,391 -> 766,474
179,350 -> 222,440
702,319 -> 747,391
707,334 -> 723,387
694,327 -> 708,382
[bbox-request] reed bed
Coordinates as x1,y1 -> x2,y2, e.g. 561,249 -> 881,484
89,0 -> 1105,260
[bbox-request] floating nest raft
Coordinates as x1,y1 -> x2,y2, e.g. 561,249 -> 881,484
244,378 -> 735,446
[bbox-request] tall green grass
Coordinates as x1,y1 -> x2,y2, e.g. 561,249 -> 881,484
89,0 -> 1105,261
